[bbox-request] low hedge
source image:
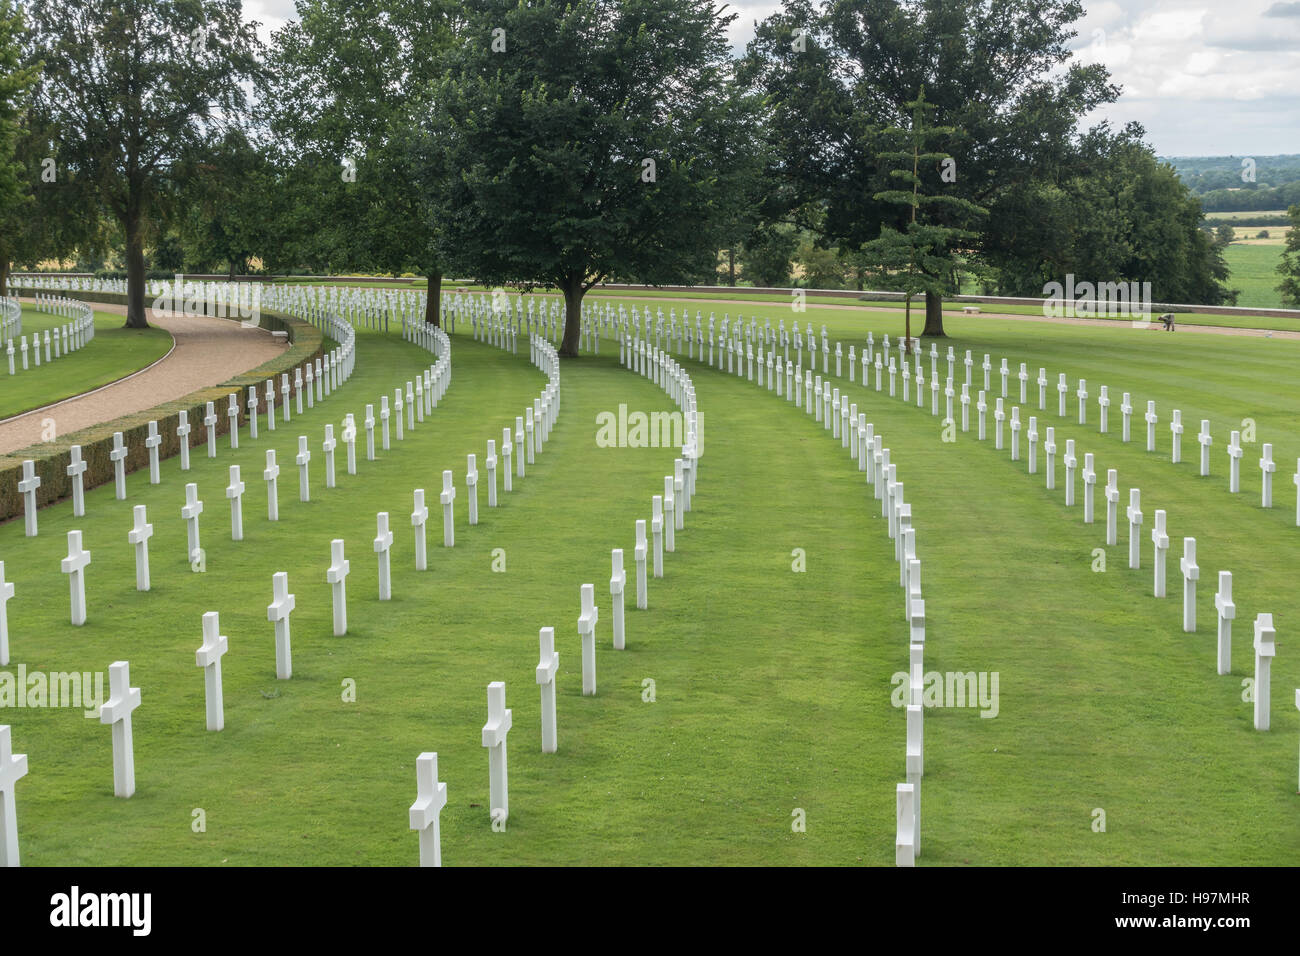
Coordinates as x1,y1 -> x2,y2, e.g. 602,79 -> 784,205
0,302 -> 331,525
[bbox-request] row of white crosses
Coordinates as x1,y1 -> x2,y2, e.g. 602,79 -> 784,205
407,335 -> 576,865
12,311 -> 358,539
0,294 -> 19,342
408,330 -> 699,866
4,296 -> 95,376
599,299 -> 1300,528
646,303 -> 934,867
743,319 -> 1295,747
5,320 -> 429,681
2,574 -> 299,865
958,383 -> 1290,737
871,332 -> 1300,525
328,333 -> 548,644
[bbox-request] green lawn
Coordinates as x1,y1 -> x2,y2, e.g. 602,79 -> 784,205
1222,243 -> 1287,310
4,313 -> 1298,865
1,307 -> 173,420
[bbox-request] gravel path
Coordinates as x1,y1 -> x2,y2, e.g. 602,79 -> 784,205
0,300 -> 286,456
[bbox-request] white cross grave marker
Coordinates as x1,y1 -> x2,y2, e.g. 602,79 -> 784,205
226,465 -> 245,541
481,682 -> 512,824
107,433 -> 128,499
0,725 -> 28,866
467,455 -> 479,526
196,611 -> 229,732
181,482 -> 203,565
17,461 -> 41,537
1215,571 -> 1235,675
128,505 -> 152,591
204,401 -> 218,456
411,489 -> 429,571
634,519 -> 648,609
1064,439 -> 1077,506
327,539 -> 350,636
1151,509 -> 1169,598
579,583 -> 599,696
1253,614 -> 1276,731
409,753 -> 448,867
267,571 -> 295,679
1180,538 -> 1199,633
322,424 -> 337,489
0,564 -> 13,666
896,783 -> 915,867
1260,443 -> 1276,508
61,530 -> 91,625
502,427 -> 513,492
58,449 -> 89,525
226,395 -> 239,450
295,436 -> 311,502
1126,488 -> 1143,570
610,549 -> 627,650
373,512 -> 394,601
100,661 -> 140,798
536,628 -> 559,754
1082,453 -> 1096,523
177,411 -> 191,471
1198,420 -> 1212,476
651,495 -> 664,578
263,450 -> 280,521
1044,427 -> 1057,490
1227,430 -> 1243,493
440,470 -> 456,547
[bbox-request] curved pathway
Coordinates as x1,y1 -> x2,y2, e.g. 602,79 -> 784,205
0,301 -> 286,455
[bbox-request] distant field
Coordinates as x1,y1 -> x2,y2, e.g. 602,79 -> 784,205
1221,243 -> 1287,309
1230,225 -> 1290,243
1204,209 -> 1291,220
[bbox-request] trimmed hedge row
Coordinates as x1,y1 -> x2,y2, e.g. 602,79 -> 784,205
0,301 -> 330,525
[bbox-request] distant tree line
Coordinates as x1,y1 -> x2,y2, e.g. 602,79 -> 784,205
2,0 -> 1294,343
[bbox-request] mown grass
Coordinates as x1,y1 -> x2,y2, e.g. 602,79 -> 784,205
1222,243 -> 1288,310
3,314 -> 1297,865
0,307 -> 173,420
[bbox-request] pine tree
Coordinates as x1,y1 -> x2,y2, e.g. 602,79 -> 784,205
857,86 -> 987,349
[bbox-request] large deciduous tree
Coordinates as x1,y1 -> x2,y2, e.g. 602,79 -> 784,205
983,127 -> 1236,305
260,0 -> 459,323
423,0 -> 761,356
742,0 -> 1120,335
27,0 -> 261,327
0,0 -> 40,294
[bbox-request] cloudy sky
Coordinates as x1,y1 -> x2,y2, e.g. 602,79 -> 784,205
244,0 -> 1300,158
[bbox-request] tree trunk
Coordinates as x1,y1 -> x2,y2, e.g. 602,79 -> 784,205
904,296 -> 912,352
922,290 -> 946,337
124,220 -> 149,329
425,271 -> 442,325
728,248 -> 736,286
560,273 -> 584,357
0,258 -> 8,298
